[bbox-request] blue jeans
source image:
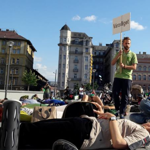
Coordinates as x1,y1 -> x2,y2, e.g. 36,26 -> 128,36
112,78 -> 132,114
130,99 -> 150,124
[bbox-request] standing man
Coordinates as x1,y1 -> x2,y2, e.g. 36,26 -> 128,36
79,84 -> 84,99
43,82 -> 51,100
111,37 -> 138,119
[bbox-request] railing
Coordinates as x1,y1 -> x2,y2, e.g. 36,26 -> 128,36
73,60 -> 79,63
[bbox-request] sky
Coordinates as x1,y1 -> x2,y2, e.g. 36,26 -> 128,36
1,0 -> 150,81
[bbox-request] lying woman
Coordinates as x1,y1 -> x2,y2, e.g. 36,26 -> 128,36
18,102 -> 150,150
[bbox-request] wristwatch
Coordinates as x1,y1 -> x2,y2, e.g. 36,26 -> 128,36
109,116 -> 117,121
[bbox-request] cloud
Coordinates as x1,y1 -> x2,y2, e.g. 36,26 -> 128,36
72,15 -> 81,21
131,21 -> 146,30
34,56 -> 42,62
99,18 -> 112,24
34,63 -> 55,81
83,15 -> 97,22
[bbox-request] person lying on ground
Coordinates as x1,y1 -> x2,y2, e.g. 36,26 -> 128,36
19,101 -> 150,150
130,98 -> 150,124
38,99 -> 66,106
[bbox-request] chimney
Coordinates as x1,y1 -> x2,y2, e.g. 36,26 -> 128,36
0,29 -> 1,31
99,43 -> 102,46
139,52 -> 141,54
6,29 -> 9,31
143,52 -> 146,55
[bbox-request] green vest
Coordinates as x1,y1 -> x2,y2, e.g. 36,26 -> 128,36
114,50 -> 138,80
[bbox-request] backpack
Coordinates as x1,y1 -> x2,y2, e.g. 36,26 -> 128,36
62,102 -> 98,118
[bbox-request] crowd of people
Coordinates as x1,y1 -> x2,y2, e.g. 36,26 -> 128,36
1,37 -> 150,149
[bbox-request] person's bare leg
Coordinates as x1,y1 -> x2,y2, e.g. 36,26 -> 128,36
82,95 -> 90,102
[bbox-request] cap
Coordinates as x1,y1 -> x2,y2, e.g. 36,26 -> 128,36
89,94 -> 95,97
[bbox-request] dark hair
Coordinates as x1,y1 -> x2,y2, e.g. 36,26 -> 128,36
123,37 -> 131,43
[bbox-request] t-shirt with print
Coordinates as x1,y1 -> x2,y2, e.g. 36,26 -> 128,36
114,50 -> 138,80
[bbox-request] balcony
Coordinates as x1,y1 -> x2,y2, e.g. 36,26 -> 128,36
69,51 -> 83,55
73,68 -> 78,72
71,78 -> 81,81
74,60 -> 79,63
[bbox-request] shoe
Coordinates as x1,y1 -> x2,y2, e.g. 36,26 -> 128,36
120,114 -> 125,119
52,139 -> 78,150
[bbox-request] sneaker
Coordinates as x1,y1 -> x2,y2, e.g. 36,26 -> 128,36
52,139 -> 78,150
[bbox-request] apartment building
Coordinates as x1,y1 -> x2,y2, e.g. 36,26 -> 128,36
0,29 -> 47,90
132,52 -> 150,92
58,25 -> 93,90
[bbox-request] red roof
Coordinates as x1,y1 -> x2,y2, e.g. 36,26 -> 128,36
0,29 -> 37,51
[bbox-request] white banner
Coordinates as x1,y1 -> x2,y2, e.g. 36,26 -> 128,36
113,13 -> 131,34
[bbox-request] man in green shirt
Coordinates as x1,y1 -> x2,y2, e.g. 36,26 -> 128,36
111,37 -> 138,119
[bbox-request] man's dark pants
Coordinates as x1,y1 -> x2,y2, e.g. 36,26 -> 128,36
113,78 -> 132,114
19,117 -> 92,149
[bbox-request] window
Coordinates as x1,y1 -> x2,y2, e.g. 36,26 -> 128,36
59,55 -> 62,60
2,49 -> 5,53
15,69 -> 18,74
64,38 -> 66,42
14,78 -> 18,85
97,58 -> 99,62
148,75 -> 150,81
63,64 -> 65,69
13,49 -> 16,54
133,75 -> 136,80
1,58 -> 4,64
138,75 -> 141,80
138,66 -> 142,71
16,59 -> 19,64
2,41 -> 6,45
100,51 -> 104,55
62,73 -> 65,78
63,55 -> 66,59
75,56 -> 78,60
12,58 -> 15,64
143,66 -> 147,71
16,49 -> 20,54
74,73 -> 77,79
96,65 -> 99,69
85,65 -> 88,70
74,65 -> 77,69
86,40 -> 89,46
75,38 -> 79,44
11,68 -> 14,74
18,41 -> 21,46
143,75 -> 146,80
59,64 -> 61,68
75,48 -> 78,53
115,43 -> 119,48
148,85 -> 150,90
149,66 -> 150,71
96,51 -> 99,55
143,85 -> 146,91
85,56 -> 88,61
100,58 -> 103,62
84,74 -> 87,79
85,48 -> 88,53
0,68 -> 4,74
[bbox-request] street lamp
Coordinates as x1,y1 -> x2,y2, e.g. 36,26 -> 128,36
92,69 -> 96,89
5,41 -> 14,98
53,70 -> 57,98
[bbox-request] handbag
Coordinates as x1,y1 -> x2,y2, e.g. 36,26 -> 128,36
31,106 -> 57,122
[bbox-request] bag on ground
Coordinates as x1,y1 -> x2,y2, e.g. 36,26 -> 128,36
31,106 -> 57,122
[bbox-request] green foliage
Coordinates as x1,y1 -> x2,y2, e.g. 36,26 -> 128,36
94,82 -> 99,90
22,70 -> 39,91
85,83 -> 92,91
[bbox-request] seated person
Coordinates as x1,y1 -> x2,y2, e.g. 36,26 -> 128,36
130,98 -> 150,124
0,98 -> 8,105
19,102 -> 150,150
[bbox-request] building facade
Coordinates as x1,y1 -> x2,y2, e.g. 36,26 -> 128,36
0,29 -> 47,90
132,52 -> 150,92
58,25 -> 93,90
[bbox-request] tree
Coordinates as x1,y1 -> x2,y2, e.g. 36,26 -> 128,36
94,82 -> 99,90
22,70 -> 39,91
85,83 -> 92,91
